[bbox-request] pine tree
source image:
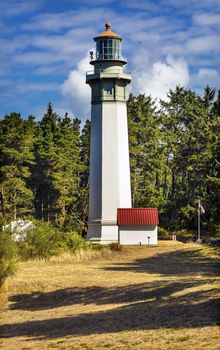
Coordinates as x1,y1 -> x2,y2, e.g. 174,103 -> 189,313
159,87 -> 216,230
1,87 -> 218,236
34,103 -> 82,225
205,89 -> 220,233
53,114 -> 81,223
77,119 -> 91,233
0,113 -> 35,220
33,103 -> 60,221
127,94 -> 164,208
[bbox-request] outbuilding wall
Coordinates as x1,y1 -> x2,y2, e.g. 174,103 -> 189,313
119,225 -> 157,245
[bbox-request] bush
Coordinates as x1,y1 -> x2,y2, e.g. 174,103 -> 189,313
174,229 -> 194,243
109,242 -> 122,251
90,243 -> 106,251
17,220 -> 65,260
158,227 -> 173,240
64,231 -> 87,252
58,215 -> 84,235
213,224 -> 220,237
158,236 -> 173,241
0,230 -> 17,287
158,227 -> 171,238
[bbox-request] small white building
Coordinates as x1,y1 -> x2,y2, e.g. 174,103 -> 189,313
118,208 -> 158,245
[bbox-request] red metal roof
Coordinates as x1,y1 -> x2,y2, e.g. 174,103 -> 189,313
117,208 -> 159,225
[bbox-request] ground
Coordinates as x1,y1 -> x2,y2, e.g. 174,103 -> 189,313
0,241 -> 220,350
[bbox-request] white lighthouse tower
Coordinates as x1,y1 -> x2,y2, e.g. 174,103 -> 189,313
86,22 -> 132,243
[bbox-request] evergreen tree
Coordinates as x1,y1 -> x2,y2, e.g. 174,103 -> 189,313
160,87 -> 217,230
206,89 -> 220,233
34,104 -> 82,223
0,88 -> 218,237
0,113 -> 35,220
33,103 -> 61,221
127,94 -> 164,207
77,119 -> 91,234
53,115 -> 81,223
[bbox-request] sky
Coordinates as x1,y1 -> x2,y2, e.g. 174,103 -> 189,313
0,0 -> 220,121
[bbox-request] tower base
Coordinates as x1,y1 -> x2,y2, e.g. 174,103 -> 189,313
87,220 -> 118,244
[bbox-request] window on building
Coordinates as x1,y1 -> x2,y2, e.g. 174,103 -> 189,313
96,39 -> 121,60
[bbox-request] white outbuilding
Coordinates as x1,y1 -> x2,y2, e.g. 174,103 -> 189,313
117,208 -> 158,245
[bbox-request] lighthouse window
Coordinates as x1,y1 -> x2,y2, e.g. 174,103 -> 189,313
104,81 -> 114,96
96,39 -> 121,60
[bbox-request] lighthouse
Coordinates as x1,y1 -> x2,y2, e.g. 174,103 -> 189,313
86,23 -> 159,245
86,22 -> 132,243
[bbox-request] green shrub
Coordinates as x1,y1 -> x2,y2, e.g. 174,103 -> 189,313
109,242 -> 122,251
158,227 -> 171,237
58,215 -> 84,235
17,220 -> 65,260
175,229 -> 194,243
0,215 -> 5,230
213,224 -> 220,237
158,236 -> 172,241
64,231 -> 87,252
90,243 -> 106,251
0,230 -> 17,287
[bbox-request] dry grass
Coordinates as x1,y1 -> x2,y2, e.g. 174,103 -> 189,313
0,241 -> 220,350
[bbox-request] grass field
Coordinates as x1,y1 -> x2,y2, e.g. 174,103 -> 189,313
0,241 -> 219,350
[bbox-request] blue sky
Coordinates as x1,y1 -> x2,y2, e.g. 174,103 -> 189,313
0,0 -> 220,121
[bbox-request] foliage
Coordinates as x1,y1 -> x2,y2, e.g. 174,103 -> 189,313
127,94 -> 163,208
0,113 -> 35,220
127,87 -> 220,236
109,242 -> 123,251
14,219 -> 107,259
77,119 -> 91,235
32,104 -> 82,223
174,229 -> 194,243
159,87 -> 219,231
58,214 -> 83,234
158,227 -> 171,237
0,230 -> 17,287
0,88 -> 219,240
17,220 -> 65,260
64,231 -> 87,252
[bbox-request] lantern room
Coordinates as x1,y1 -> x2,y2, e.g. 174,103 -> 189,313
92,22 -> 126,63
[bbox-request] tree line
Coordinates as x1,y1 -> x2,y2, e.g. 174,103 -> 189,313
0,86 -> 219,237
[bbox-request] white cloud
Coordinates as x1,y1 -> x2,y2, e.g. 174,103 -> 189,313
193,68 -> 220,88
163,0 -> 220,11
21,8 -> 113,32
53,106 -> 75,118
16,82 -> 59,93
0,0 -> 43,18
14,52 -> 65,65
132,55 -> 190,100
1,0 -> 220,118
186,35 -> 220,53
193,13 -> 220,25
13,30 -> 91,66
60,54 -> 91,118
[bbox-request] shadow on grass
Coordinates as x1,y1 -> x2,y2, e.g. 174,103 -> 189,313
8,280 -> 216,311
9,247 -> 219,311
1,246 -> 219,339
1,287 -> 220,339
103,247 -> 220,276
